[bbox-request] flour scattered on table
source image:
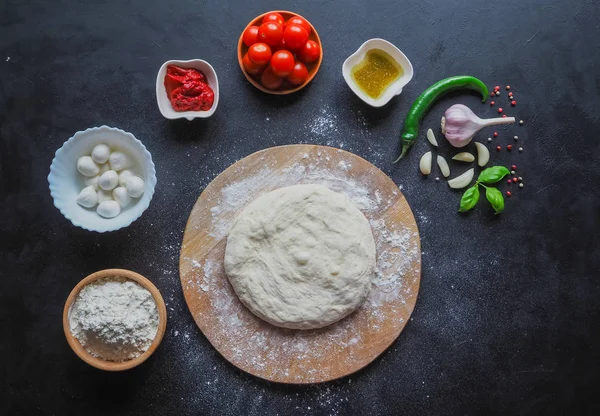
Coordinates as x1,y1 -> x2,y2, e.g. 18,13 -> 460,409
308,107 -> 339,137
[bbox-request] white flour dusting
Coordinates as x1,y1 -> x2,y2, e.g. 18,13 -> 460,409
308,107 -> 339,137
182,152 -> 420,382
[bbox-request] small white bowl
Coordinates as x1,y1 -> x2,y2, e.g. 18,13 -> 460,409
156,59 -> 219,120
342,38 -> 414,107
48,126 -> 157,233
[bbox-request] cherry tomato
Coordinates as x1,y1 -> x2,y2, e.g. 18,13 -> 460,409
272,37 -> 286,51
261,66 -> 283,90
287,16 -> 311,35
283,24 -> 309,50
242,53 -> 265,75
242,25 -> 260,47
298,40 -> 320,63
262,12 -> 285,27
270,50 -> 295,77
287,62 -> 309,85
248,43 -> 272,65
258,22 -> 284,47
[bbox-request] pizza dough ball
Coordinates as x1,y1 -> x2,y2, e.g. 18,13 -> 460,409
91,144 -> 110,164
97,190 -> 113,203
76,186 -> 98,208
112,186 -> 133,208
118,169 -> 135,186
83,175 -> 99,190
125,176 -> 145,198
77,156 -> 100,177
97,200 -> 121,218
109,151 -> 131,171
224,184 -> 376,330
98,170 -> 119,191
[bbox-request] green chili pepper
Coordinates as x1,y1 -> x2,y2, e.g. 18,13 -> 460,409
393,76 -> 489,163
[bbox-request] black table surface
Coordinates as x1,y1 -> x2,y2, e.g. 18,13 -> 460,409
2,0 -> 599,414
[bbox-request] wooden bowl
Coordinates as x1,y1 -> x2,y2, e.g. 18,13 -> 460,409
63,269 -> 167,371
237,10 -> 323,95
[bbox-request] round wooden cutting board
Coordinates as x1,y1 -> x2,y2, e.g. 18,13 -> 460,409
179,145 -> 421,384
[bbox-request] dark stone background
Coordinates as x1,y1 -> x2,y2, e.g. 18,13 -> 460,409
1,0 -> 599,414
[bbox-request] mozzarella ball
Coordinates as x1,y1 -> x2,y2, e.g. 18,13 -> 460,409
83,175 -> 99,190
113,186 -> 133,208
77,156 -> 100,177
76,186 -> 98,208
97,190 -> 113,203
125,176 -> 145,198
118,169 -> 135,186
91,144 -> 111,164
109,151 -> 131,171
98,170 -> 119,191
97,200 -> 121,218
98,163 -> 110,175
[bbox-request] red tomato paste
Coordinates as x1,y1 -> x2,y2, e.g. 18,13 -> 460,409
164,65 -> 214,112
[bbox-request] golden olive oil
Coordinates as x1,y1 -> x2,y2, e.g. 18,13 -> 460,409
351,49 -> 403,99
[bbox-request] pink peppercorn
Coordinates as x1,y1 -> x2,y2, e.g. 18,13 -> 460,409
507,179 -> 512,184
507,144 -> 513,150
490,101 -> 495,106
496,145 -> 501,151
506,85 -> 511,90
498,108 -> 503,113
511,164 -> 517,170
493,132 -> 498,137
506,191 -> 512,197
502,115 -> 508,118
513,177 -> 518,183
511,100 -> 517,106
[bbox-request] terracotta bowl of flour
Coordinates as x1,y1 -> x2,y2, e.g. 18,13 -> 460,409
63,269 -> 167,371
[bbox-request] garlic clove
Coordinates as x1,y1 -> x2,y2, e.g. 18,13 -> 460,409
475,142 -> 490,167
419,151 -> 432,175
448,168 -> 474,189
426,129 -> 438,147
437,155 -> 450,178
452,152 -> 475,163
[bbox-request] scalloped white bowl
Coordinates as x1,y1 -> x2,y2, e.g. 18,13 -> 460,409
48,126 -> 157,232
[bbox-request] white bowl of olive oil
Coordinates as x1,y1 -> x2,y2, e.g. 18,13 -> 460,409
342,38 -> 413,107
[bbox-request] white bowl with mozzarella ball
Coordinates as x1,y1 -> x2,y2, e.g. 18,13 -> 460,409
48,126 -> 157,232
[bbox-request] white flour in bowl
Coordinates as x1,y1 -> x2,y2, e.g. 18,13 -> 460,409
69,276 -> 159,361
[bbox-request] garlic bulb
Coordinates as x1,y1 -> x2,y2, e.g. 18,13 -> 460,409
441,104 -> 515,148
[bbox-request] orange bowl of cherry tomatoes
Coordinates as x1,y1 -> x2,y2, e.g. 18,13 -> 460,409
237,11 -> 323,95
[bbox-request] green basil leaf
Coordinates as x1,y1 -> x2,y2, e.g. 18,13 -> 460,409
459,185 -> 480,212
485,187 -> 505,214
478,166 -> 510,184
